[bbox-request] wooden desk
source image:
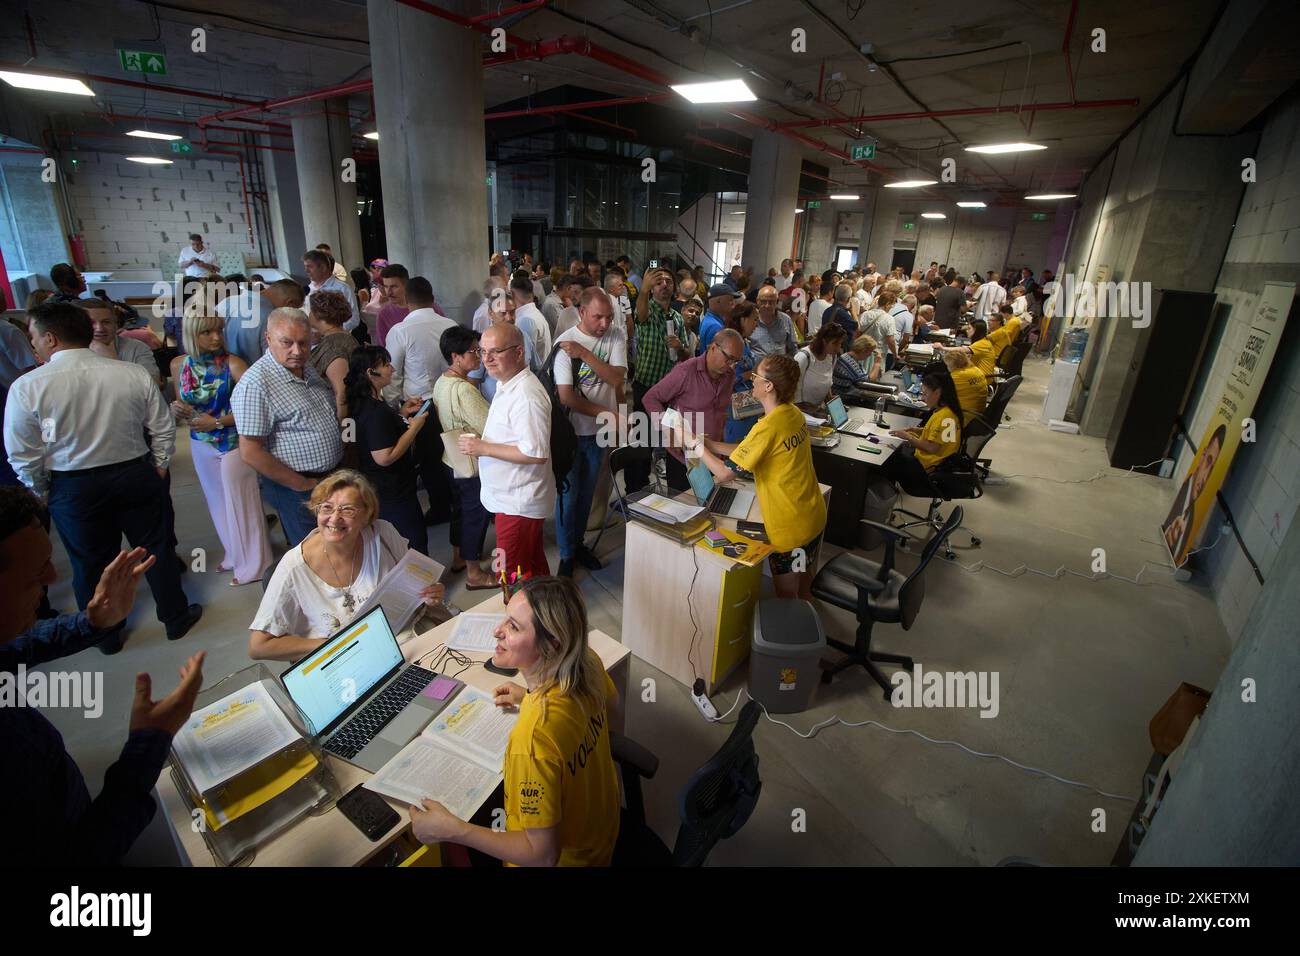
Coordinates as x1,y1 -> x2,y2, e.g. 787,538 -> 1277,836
621,481 -> 831,695
811,410 -> 921,548
156,592 -> 630,867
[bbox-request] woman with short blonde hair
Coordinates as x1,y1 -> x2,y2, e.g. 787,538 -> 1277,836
248,468 -> 444,660
410,576 -> 622,867
170,313 -> 268,587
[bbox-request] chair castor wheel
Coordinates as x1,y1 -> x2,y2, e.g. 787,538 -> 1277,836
971,536 -> 982,547
944,551 -> 955,560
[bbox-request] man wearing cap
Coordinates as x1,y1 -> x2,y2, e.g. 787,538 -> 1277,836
697,284 -> 733,354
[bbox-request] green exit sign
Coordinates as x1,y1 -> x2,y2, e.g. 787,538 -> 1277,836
119,49 -> 167,75
169,141 -> 192,154
806,200 -> 821,209
851,142 -> 876,161
1031,212 -> 1047,221
902,222 -> 914,230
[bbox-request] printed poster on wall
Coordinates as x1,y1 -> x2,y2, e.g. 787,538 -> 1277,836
1162,281 -> 1296,567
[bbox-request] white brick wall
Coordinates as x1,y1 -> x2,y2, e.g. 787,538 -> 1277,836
66,151 -> 256,271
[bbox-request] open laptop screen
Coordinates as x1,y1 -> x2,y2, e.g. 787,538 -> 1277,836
826,395 -> 848,428
282,607 -> 402,735
688,460 -> 716,506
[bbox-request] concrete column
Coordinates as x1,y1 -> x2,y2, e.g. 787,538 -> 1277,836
367,0 -> 489,324
742,130 -> 800,273
290,96 -> 362,273
261,146 -> 306,276
853,188 -> 878,269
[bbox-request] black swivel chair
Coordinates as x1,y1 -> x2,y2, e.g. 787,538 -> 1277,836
963,374 -> 1022,480
611,701 -> 763,867
995,339 -> 1032,383
589,444 -> 655,554
811,508 -> 964,700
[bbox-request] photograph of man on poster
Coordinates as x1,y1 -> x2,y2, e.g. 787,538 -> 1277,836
1162,423 -> 1227,566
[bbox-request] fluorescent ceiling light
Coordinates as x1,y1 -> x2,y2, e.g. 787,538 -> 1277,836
125,156 -> 173,165
921,212 -> 947,219
795,208 -> 804,214
0,70 -> 95,96
670,79 -> 757,104
363,131 -> 379,140
127,129 -> 182,141
1025,193 -> 1076,200
956,201 -> 987,208
884,179 -> 937,188
730,211 -> 746,215
964,142 -> 1047,154
829,193 -> 860,200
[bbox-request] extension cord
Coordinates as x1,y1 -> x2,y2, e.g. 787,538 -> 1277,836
691,679 -> 720,721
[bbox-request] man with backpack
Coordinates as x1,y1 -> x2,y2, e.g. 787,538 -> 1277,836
552,288 -> 627,578
457,323 -> 554,578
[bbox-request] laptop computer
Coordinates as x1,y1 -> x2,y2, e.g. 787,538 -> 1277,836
688,461 -> 755,519
281,606 -> 456,773
826,395 -> 874,437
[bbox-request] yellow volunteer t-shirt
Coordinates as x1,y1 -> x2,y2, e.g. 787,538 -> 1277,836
914,405 -> 961,471
728,402 -> 827,552
949,365 -> 988,424
988,316 -> 1022,354
969,337 -> 998,378
503,662 -> 620,867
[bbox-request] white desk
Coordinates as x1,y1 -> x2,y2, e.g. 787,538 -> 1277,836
156,591 -> 630,867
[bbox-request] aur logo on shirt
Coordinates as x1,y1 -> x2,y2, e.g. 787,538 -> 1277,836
517,778 -> 547,817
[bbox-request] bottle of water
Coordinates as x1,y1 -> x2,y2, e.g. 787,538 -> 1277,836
875,395 -> 887,426
1062,327 -> 1089,363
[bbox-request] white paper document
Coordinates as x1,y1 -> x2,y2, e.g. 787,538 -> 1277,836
363,738 -> 500,819
447,612 -> 501,653
354,549 -> 445,633
172,680 -> 303,795
629,492 -> 706,524
803,412 -> 828,427
421,686 -> 518,770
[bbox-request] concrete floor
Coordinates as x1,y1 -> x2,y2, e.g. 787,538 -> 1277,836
37,352 -> 1231,866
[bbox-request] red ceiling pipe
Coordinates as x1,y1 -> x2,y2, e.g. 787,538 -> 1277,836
685,133 -> 750,159
485,93 -> 671,120
0,61 -> 267,107
198,80 -> 375,127
565,111 -> 636,136
395,0 -> 526,45
0,146 -> 43,154
467,0 -> 549,22
774,97 -> 1139,130
1063,0 -> 1079,104
205,147 -> 256,246
82,112 -> 290,132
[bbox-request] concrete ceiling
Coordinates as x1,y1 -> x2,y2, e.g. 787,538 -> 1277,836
0,0 -> 1227,198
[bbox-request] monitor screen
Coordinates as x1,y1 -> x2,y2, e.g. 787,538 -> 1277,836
688,460 -> 716,506
282,607 -> 402,735
826,395 -> 848,427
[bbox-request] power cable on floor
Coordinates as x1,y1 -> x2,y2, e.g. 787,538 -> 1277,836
996,456 -> 1168,484
702,686 -> 1137,804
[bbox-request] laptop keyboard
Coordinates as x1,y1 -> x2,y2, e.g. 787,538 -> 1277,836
845,417 -> 865,432
325,665 -> 437,760
713,486 -> 738,515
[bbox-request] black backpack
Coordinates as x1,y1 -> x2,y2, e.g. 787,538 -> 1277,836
537,343 -> 581,494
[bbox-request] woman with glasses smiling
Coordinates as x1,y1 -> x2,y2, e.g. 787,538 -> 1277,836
247,469 -> 444,661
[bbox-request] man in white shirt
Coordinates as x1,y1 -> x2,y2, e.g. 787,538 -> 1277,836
540,281 -> 565,334
215,278 -> 305,364
178,234 -> 219,279
457,323 -> 554,578
383,277 -> 458,524
471,263 -> 511,334
774,258 -> 794,292
972,271 -> 1007,318
552,288 -> 627,578
554,274 -> 590,338
3,301 -> 201,652
303,249 -> 360,331
315,243 -> 354,288
511,274 -> 552,362
808,278 -> 834,334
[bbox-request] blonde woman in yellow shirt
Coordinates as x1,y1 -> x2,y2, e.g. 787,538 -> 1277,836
942,349 -> 988,424
409,576 -> 621,866
697,353 -> 828,600
881,369 -> 964,488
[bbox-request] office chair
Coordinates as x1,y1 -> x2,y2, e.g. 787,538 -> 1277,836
811,507 -> 964,700
995,339 -> 1032,383
589,444 -> 656,554
963,375 -> 1023,480
610,701 -> 763,867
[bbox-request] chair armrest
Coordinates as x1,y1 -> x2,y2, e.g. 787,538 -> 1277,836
860,519 -> 907,543
610,732 -> 659,779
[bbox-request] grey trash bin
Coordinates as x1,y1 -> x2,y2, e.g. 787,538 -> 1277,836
748,599 -> 826,714
860,474 -> 899,551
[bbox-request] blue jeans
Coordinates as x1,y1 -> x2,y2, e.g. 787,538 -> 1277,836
554,435 -> 604,560
259,475 -> 316,547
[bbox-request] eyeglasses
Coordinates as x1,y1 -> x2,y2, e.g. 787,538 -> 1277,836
315,504 -> 361,519
713,345 -> 744,367
482,345 -> 521,358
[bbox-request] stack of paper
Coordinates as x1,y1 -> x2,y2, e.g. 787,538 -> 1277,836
352,550 -> 445,635
446,612 -> 501,654
627,492 -> 706,525
365,687 -> 519,820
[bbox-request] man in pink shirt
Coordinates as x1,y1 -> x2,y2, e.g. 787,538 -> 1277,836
374,263 -> 410,347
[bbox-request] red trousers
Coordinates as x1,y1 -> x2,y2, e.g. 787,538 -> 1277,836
494,513 -> 550,579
